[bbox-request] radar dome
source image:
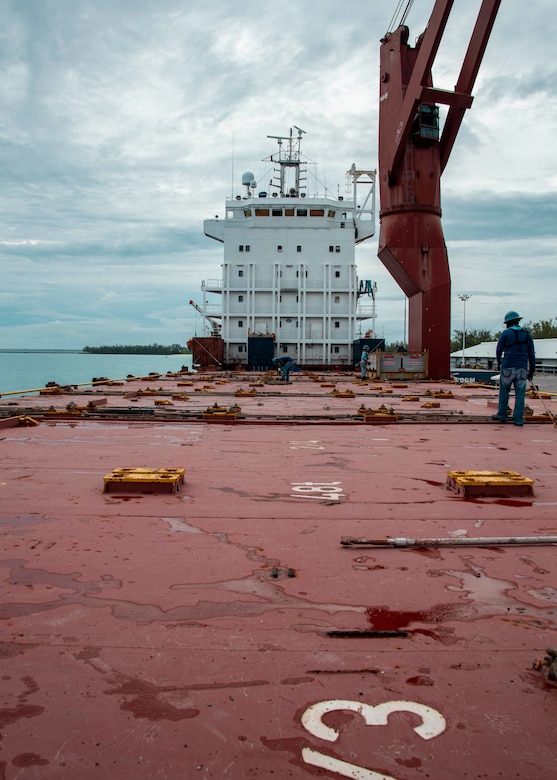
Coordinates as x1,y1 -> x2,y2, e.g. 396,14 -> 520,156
242,171 -> 255,186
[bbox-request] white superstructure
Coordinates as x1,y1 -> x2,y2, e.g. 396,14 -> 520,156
198,128 -> 377,368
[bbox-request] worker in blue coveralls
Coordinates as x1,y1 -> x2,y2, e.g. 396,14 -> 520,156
360,345 -> 371,380
492,310 -> 535,426
272,356 -> 298,382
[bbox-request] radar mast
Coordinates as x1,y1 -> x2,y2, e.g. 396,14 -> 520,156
265,126 -> 306,197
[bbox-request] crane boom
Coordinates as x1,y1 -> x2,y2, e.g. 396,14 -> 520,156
189,299 -> 221,337
377,0 -> 501,378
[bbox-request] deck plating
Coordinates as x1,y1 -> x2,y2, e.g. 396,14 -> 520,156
0,370 -> 556,778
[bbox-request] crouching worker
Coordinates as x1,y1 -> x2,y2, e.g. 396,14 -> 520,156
272,356 -> 299,382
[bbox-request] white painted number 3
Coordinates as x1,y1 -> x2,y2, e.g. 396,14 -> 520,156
301,699 -> 446,780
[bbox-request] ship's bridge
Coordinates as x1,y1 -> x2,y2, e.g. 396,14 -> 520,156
204,191 -> 374,244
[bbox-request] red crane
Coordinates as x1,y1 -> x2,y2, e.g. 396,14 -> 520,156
378,0 -> 501,378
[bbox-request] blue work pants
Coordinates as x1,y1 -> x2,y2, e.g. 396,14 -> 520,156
282,360 -> 294,380
497,367 -> 527,423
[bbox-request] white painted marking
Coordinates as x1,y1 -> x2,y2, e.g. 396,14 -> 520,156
301,699 -> 446,780
291,481 -> 344,501
302,747 -> 394,780
289,440 -> 325,450
302,699 -> 446,742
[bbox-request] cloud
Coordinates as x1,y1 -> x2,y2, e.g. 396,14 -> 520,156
0,0 -> 555,349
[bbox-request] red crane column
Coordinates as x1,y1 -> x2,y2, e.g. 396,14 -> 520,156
377,0 -> 501,379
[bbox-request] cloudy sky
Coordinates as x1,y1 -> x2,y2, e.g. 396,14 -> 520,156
1,0 -> 556,349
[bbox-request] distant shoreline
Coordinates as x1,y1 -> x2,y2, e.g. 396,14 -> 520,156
0,349 -> 86,354
0,349 -> 191,355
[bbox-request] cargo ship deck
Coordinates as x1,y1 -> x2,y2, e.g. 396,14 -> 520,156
1,370 -> 556,778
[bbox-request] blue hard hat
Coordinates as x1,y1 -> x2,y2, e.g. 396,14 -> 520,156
504,310 -> 522,324
363,345 -> 370,351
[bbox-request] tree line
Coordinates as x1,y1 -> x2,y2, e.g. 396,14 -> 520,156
383,317 -> 557,353
83,343 -> 189,354
449,317 -> 557,352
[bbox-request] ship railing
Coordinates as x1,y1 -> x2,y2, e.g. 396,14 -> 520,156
202,279 -> 223,292
198,304 -> 222,317
356,305 -> 376,319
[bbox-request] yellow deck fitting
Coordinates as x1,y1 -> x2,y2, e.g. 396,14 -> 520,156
358,406 -> 398,424
104,467 -> 185,494
447,470 -> 534,498
402,395 -> 420,402
235,389 -> 257,397
203,404 -> 241,421
154,399 -> 174,406
422,401 -> 441,408
425,389 -> 455,398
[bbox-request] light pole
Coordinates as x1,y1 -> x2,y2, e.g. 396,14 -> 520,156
458,294 -> 470,366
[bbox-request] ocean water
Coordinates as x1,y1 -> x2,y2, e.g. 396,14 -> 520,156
0,352 -> 194,396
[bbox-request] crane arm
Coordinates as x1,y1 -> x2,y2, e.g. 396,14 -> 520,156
387,0 -> 454,183
189,299 -> 221,336
385,0 -> 500,183
440,0 -> 501,172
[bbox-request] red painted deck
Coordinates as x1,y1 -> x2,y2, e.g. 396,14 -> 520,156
1,372 -> 556,778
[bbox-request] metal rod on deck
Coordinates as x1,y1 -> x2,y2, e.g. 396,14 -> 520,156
0,376 -> 152,398
341,536 -> 557,548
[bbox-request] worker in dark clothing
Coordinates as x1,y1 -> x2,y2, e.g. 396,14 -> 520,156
492,310 -> 535,426
272,356 -> 298,382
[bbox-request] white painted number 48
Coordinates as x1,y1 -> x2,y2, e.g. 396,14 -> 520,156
301,699 -> 446,779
